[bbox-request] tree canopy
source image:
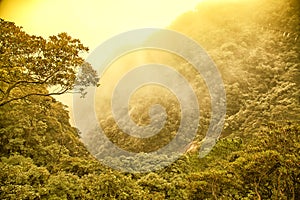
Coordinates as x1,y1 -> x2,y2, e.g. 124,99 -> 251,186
0,19 -> 99,106
0,0 -> 299,199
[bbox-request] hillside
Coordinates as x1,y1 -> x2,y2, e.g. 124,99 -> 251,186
0,0 -> 299,199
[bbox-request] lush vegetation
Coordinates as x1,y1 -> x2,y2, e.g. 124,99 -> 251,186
1,0 -> 299,199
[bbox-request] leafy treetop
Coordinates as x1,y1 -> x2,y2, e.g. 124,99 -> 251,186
0,19 -> 99,106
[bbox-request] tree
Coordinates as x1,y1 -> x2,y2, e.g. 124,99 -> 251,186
0,19 -> 99,106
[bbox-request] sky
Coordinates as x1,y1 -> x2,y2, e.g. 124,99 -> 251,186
0,0 -> 202,123
0,0 -> 201,51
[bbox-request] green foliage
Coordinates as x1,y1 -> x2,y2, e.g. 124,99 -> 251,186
0,155 -> 49,199
0,19 -> 99,106
0,0 -> 299,199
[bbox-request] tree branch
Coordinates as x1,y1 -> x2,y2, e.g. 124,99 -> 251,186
0,88 -> 69,107
0,68 -> 63,103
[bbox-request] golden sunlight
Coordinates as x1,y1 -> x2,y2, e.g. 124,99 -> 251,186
0,0 -> 203,122
0,0 -> 202,50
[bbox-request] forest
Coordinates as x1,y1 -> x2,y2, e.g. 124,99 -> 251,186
0,0 -> 299,199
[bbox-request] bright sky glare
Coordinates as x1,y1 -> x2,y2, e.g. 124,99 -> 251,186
0,0 -> 202,122
0,0 -> 201,51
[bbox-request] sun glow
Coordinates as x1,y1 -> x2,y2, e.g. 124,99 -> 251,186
0,0 -> 202,50
0,0 -> 203,123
